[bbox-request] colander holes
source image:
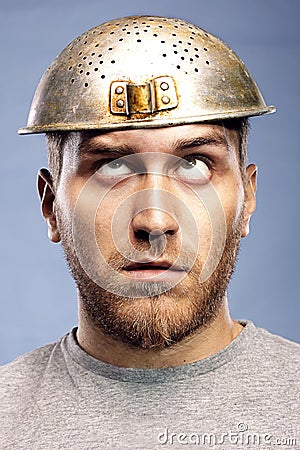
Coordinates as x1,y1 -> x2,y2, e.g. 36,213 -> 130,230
134,26 -> 139,29
187,42 -> 192,46
85,83 -> 89,87
195,54 -> 199,58
108,47 -> 113,50
91,52 -> 95,56
119,38 -> 123,41
111,60 -> 115,64
78,63 -> 82,67
153,33 -> 158,37
133,21 -> 137,24
101,75 -> 105,79
94,68 -> 98,71
86,72 -> 90,75
95,44 -> 99,47
78,51 -> 82,56
89,62 -> 93,65
206,61 -> 210,65
174,25 -> 178,28
158,25 -> 163,28
173,44 -> 177,47
195,68 -> 199,72
192,31 -> 196,35
98,54 -> 103,57
71,79 -> 75,83
172,33 -> 177,36
122,28 -> 126,31
174,51 -> 178,54
194,48 -> 199,51
161,40 -> 165,43
83,56 -> 87,60
162,53 -> 167,57
190,36 -> 194,40
177,65 -> 180,69
181,56 -> 185,60
68,66 -> 72,70
190,58 -> 193,62
110,31 -> 115,35
142,22 -> 146,24
146,25 -> 151,27
184,49 -> 189,52
99,61 -> 103,64
137,39 -> 141,43
84,41 -> 87,45
189,26 -> 193,29
178,40 -> 183,44
204,33 -> 209,37
80,70 -> 83,73
143,29 -> 148,32
126,32 -> 131,34
204,48 -> 208,51
136,32 -> 140,35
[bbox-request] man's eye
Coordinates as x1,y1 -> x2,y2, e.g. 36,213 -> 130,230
97,160 -> 133,177
175,157 -> 210,181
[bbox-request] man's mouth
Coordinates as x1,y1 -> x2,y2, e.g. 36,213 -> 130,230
122,260 -> 186,280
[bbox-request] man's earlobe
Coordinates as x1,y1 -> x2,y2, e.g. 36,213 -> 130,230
242,164 -> 257,238
37,168 -> 61,243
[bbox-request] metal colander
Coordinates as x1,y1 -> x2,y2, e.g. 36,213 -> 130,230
19,16 -> 275,135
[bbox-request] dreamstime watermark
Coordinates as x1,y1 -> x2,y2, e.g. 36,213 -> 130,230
72,152 -> 227,297
157,424 -> 297,447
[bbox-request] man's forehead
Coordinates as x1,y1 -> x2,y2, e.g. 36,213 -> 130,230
79,123 -> 237,154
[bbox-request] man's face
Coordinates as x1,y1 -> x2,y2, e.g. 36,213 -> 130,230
49,123 -> 255,349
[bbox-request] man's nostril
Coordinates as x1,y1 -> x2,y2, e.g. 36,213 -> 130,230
134,229 -> 150,241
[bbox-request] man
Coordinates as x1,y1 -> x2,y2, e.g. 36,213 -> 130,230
1,15 -> 299,449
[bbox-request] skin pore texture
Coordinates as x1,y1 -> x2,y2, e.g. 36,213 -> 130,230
38,123 -> 257,369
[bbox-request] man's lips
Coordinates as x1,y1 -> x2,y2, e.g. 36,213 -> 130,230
122,260 -> 186,280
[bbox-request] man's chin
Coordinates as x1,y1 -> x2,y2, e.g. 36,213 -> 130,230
104,278 -> 185,299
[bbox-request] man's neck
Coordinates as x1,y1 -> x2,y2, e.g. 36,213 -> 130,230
76,297 -> 243,369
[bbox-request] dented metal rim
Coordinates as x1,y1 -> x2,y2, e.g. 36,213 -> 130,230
18,105 -> 275,135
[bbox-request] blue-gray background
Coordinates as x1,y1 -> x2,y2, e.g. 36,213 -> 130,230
1,0 -> 299,364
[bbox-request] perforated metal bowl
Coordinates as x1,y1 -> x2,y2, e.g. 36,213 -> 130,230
19,16 -> 275,135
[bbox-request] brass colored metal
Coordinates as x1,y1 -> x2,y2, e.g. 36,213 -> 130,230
110,76 -> 178,116
19,16 -> 275,135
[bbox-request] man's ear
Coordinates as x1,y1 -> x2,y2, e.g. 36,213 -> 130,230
242,163 -> 257,238
37,168 -> 61,243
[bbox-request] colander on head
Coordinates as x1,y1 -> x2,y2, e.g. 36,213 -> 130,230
19,15 -> 275,135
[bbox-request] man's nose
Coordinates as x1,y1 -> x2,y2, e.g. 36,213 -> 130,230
131,207 -> 179,239
129,175 -> 180,239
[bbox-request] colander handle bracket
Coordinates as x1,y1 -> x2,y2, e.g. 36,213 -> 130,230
110,76 -> 178,116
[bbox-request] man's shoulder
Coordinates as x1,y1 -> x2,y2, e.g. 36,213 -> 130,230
252,323 -> 300,372
0,340 -> 61,389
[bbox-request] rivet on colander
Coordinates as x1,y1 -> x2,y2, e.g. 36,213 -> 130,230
115,86 -> 124,94
116,99 -> 125,108
160,82 -> 169,91
162,96 -> 170,104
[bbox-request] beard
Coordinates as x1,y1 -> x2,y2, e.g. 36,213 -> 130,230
57,208 -> 243,350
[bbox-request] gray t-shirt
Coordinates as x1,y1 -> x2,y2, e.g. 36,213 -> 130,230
0,321 -> 299,449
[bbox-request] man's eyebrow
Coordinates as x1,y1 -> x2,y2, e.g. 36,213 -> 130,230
172,135 -> 228,152
79,133 -> 228,156
79,140 -> 135,156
